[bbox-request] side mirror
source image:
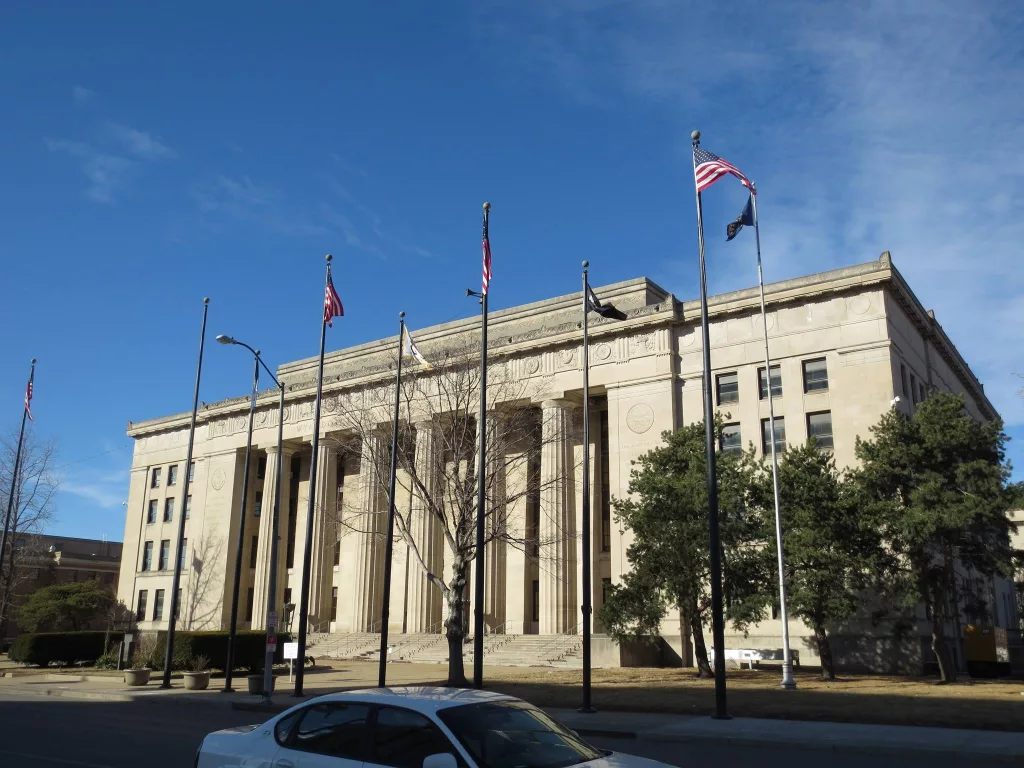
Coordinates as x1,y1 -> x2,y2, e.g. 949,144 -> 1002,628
423,754 -> 458,768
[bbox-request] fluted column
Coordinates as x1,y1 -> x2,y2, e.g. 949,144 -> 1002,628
539,399 -> 577,634
308,441 -> 337,628
407,421 -> 444,632
351,434 -> 384,631
252,445 -> 294,629
485,412 -> 507,631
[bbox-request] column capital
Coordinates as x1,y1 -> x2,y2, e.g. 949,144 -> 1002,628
540,398 -> 579,411
262,443 -> 298,457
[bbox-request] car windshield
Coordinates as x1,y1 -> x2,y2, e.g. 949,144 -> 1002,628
437,700 -> 602,768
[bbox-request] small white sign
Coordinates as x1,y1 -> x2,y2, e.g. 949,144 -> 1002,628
268,611 -> 279,629
283,642 -> 299,660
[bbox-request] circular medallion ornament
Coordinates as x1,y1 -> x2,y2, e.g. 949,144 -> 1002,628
211,467 -> 227,491
170,431 -> 180,445
680,330 -> 696,347
558,349 -> 575,367
595,343 -> 612,361
848,295 -> 871,315
324,396 -> 338,413
256,409 -> 269,426
626,403 -> 655,434
233,416 -> 247,432
526,357 -> 541,375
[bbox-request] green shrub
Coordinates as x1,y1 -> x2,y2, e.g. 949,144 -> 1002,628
94,653 -> 119,670
152,631 -> 291,672
8,631 -> 123,667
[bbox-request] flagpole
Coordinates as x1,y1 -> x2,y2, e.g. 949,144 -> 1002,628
0,359 -> 36,584
161,298 -> 209,689
222,352 -> 260,692
378,312 -> 406,687
749,191 -> 797,690
580,263 -> 595,713
295,254 -> 333,697
691,130 -> 729,719
472,202 -> 490,689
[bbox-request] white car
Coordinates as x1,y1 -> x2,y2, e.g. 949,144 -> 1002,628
197,686 -> 671,768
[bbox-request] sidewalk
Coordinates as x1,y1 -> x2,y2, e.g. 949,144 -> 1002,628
2,668 -> 1022,762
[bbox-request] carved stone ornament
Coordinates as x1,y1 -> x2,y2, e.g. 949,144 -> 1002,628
525,357 -> 541,375
625,403 -> 655,434
211,467 -> 227,491
595,342 -> 612,361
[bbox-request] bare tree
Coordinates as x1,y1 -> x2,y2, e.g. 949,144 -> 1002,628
328,343 -> 579,686
182,530 -> 225,631
0,429 -> 58,636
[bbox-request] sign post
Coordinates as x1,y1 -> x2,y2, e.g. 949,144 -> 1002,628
284,641 -> 299,684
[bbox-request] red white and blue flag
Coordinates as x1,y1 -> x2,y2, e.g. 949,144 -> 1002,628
24,368 -> 34,422
324,268 -> 344,327
482,224 -> 492,296
693,146 -> 752,193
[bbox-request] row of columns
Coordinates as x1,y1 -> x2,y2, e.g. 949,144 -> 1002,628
247,398 -> 588,636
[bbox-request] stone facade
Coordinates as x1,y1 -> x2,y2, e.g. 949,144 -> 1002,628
116,252 -> 1015,671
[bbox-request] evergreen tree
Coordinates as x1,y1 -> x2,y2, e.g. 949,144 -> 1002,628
854,393 -> 1014,682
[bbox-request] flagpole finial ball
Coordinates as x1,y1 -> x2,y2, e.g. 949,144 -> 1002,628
483,201 -> 491,211
582,260 -> 589,269
691,130 -> 700,141
203,297 -> 210,305
30,358 -> 37,365
399,311 -> 405,319
325,253 -> 333,263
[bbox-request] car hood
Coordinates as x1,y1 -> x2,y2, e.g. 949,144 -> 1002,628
209,724 -> 261,735
587,753 -> 674,768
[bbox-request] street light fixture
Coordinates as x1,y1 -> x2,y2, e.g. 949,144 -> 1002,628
216,334 -> 286,702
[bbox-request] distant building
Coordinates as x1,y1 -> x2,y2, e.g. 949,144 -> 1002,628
116,252 -> 1018,672
2,534 -> 122,640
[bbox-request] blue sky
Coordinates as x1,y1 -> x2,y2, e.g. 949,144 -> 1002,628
2,1 -> 1022,540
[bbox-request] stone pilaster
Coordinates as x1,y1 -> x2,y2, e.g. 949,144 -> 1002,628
484,412 -> 507,631
308,441 -> 337,628
251,445 -> 295,629
539,399 -> 577,634
351,434 -> 384,631
407,421 -> 444,632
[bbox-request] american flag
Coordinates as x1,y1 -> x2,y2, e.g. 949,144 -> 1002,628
24,368 -> 34,422
323,268 -> 344,327
482,217 -> 492,296
693,145 -> 752,193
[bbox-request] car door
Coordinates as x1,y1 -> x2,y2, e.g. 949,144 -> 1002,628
271,701 -> 372,768
362,705 -> 468,768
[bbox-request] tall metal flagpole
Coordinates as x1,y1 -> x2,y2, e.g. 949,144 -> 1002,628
691,130 -> 729,719
580,263 -> 595,714
472,202 -> 491,689
0,359 -> 36,582
295,254 -> 333,697
223,354 -> 260,692
378,312 -> 406,687
750,190 -> 797,690
262,379 -> 286,702
162,298 -> 209,689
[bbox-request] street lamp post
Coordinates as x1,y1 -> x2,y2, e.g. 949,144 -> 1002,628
216,335 -> 284,697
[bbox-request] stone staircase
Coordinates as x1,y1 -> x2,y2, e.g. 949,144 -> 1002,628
308,632 -> 382,660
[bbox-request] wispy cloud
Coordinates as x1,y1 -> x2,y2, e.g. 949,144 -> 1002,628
103,122 -> 174,160
61,468 -> 129,510
192,174 -> 276,213
72,85 -> 94,104
479,0 -> 1024,426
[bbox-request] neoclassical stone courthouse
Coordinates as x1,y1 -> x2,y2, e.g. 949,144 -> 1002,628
117,253 -> 1017,670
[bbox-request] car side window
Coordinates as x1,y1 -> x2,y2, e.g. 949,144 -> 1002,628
274,710 -> 303,745
289,702 -> 372,760
371,706 -> 455,768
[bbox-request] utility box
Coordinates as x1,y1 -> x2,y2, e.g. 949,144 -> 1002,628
964,625 -> 1011,677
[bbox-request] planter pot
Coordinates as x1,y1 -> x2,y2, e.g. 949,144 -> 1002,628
124,668 -> 151,686
247,674 -> 275,695
183,671 -> 211,691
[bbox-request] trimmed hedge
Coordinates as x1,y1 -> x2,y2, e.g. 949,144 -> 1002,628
153,631 -> 292,672
8,631 -> 122,667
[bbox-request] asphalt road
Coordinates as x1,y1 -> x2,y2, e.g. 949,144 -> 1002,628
0,692 -> 1001,768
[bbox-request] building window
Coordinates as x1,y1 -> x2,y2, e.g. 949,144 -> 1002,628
601,578 -> 612,606
151,467 -> 161,488
254,491 -> 263,518
185,495 -> 192,520
331,587 -> 338,621
163,498 -> 174,523
532,580 -> 540,623
180,539 -> 188,570
919,382 -> 927,403
600,410 -> 611,553
284,587 -> 292,606
758,365 -> 782,400
900,363 -> 909,400
167,465 -> 178,486
807,411 -> 834,450
803,358 -> 828,392
141,541 -> 153,571
910,373 -> 918,404
761,417 -> 786,455
716,372 -> 739,405
257,457 -> 266,480
153,589 -> 165,621
720,423 -> 742,455
334,538 -> 341,567
136,590 -> 148,621
245,588 -> 255,622
188,462 -> 195,483
158,540 -> 170,571
250,535 -> 259,569
176,589 -> 182,620
147,500 -> 158,525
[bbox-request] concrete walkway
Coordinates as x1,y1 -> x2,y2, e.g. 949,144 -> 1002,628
1,665 -> 1021,763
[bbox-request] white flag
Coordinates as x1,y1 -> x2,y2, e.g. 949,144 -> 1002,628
402,328 -> 431,369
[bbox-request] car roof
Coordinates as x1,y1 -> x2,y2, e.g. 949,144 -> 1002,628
305,686 -> 516,713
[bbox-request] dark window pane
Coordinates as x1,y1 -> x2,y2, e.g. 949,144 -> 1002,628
245,588 -> 254,622
758,365 -> 782,399
720,424 -> 742,455
147,500 -> 158,524
808,411 -> 834,450
803,358 -> 828,392
153,589 -> 165,621
293,703 -> 371,760
151,468 -> 161,488
136,590 -> 148,621
254,491 -> 263,518
168,465 -> 178,486
716,372 -> 739,405
761,417 -> 786,454
372,707 -> 454,768
275,709 -> 303,745
164,498 -> 174,522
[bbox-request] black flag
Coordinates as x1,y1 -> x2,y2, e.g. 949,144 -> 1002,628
587,284 -> 627,320
727,194 -> 755,241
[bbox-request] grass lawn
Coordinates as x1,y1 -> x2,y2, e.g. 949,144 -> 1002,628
479,666 -> 1024,732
